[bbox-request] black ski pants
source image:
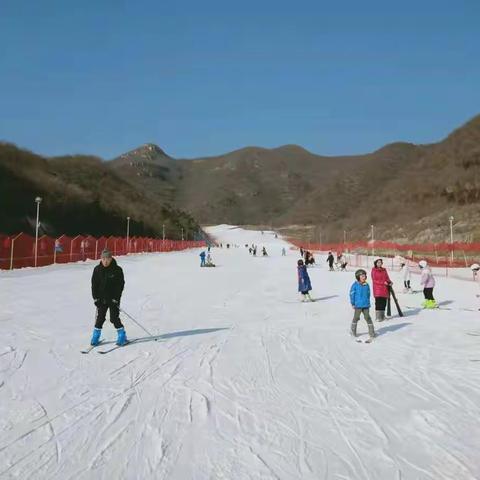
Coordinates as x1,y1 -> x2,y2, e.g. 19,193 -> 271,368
95,304 -> 124,329
375,296 -> 388,312
404,280 -> 411,289
423,288 -> 435,301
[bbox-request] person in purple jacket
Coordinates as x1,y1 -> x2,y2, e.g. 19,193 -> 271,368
419,260 -> 437,308
297,259 -> 313,302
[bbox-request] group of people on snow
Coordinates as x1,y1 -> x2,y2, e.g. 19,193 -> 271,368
88,239 -> 477,348
296,250 -> 442,343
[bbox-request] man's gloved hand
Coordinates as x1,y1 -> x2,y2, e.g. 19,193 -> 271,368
94,299 -> 102,307
111,299 -> 120,306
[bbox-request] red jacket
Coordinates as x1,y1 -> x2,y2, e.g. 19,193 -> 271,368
371,267 -> 391,298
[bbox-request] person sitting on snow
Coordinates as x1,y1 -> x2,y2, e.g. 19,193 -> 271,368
206,253 -> 215,267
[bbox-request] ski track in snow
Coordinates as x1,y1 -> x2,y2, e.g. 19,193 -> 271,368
1,224 -> 480,479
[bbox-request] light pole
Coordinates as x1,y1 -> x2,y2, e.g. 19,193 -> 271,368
449,216 -> 454,263
181,228 -> 184,241
126,217 -> 130,254
371,224 -> 375,258
34,197 -> 42,267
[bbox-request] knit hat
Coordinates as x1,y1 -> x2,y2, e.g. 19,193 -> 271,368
101,248 -> 112,258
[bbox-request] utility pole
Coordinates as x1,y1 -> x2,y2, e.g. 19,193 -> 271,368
371,224 -> 375,258
449,216 -> 454,263
126,216 -> 130,253
34,197 -> 42,267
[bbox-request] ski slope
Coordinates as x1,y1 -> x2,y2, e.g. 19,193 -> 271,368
1,225 -> 480,480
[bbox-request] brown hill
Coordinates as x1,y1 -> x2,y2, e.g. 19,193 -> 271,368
3,114 -> 480,242
0,143 -> 199,238
106,114 -> 480,242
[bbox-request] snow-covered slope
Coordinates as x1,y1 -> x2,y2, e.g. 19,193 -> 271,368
1,225 -> 480,479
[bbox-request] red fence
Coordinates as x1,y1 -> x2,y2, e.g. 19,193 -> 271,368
288,239 -> 480,268
0,233 -> 206,270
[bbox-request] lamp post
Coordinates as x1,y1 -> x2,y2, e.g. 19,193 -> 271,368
126,217 -> 130,254
34,197 -> 42,267
371,224 -> 375,258
449,216 -> 454,263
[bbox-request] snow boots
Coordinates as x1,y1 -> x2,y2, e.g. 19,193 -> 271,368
350,322 -> 357,337
350,322 -> 375,339
375,311 -> 385,322
90,327 -> 102,346
301,293 -> 314,302
116,327 -> 128,346
422,299 -> 438,309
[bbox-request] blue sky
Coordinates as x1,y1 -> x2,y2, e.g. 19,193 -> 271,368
1,0 -> 479,159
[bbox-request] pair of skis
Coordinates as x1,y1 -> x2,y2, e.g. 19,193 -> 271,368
81,339 -> 137,355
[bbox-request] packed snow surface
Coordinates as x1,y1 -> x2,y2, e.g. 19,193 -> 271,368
1,225 -> 480,479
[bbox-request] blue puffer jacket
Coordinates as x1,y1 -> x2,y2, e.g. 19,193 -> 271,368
349,281 -> 371,308
297,265 -> 312,292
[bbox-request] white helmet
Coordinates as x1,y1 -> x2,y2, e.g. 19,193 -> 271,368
418,260 -> 427,268
471,263 -> 480,271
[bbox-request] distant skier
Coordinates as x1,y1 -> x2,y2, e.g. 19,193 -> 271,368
327,252 -> 335,271
349,269 -> 375,341
297,259 -> 313,302
400,262 -> 412,292
200,251 -> 206,267
253,246 -> 257,256
206,253 -> 215,267
90,249 -> 127,346
471,264 -> 480,309
337,253 -> 347,271
371,258 -> 392,321
262,247 -> 268,256
419,260 -> 437,308
300,246 -> 304,257
281,247 -> 286,256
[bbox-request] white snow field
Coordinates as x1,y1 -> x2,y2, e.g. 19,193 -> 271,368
1,225 -> 480,480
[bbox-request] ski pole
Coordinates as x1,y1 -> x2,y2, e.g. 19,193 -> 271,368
119,307 -> 157,340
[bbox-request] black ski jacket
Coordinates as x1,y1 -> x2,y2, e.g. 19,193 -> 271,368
91,258 -> 125,303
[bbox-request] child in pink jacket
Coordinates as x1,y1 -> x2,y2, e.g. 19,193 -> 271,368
419,260 -> 437,308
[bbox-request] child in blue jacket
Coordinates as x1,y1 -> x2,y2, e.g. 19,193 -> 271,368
297,259 -> 313,301
349,269 -> 376,340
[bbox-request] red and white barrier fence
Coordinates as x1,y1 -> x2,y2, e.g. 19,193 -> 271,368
0,233 -> 206,270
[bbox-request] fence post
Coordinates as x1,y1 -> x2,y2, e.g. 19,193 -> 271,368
10,233 -> 22,270
70,235 -> 80,262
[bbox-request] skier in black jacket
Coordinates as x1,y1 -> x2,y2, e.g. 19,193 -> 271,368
327,252 -> 335,271
90,248 -> 127,346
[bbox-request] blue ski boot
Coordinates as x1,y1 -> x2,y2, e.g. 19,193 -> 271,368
90,328 -> 102,346
116,327 -> 127,346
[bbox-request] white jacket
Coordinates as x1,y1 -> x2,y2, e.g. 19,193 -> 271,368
402,264 -> 411,281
